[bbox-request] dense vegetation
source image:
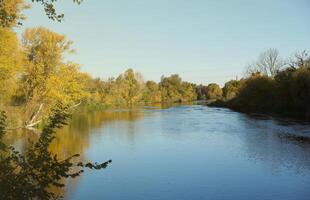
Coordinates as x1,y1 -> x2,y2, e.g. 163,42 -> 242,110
87,71 -> 197,107
211,49 -> 310,121
0,1 -> 199,128
0,1 -> 109,199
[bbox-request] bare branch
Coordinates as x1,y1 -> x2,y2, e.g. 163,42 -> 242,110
245,48 -> 284,77
28,103 -> 43,125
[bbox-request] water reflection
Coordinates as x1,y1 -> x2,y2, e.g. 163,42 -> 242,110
4,104 -> 310,200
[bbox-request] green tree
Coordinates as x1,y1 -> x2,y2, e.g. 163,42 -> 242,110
206,83 -> 222,100
180,82 -> 197,102
159,74 -> 182,102
230,74 -> 276,113
143,81 -> 161,103
222,80 -> 245,100
116,69 -> 143,105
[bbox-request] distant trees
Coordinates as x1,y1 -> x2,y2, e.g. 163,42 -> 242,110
159,74 -> 197,102
246,48 -> 284,77
87,71 -> 197,106
180,82 -> 197,102
288,50 -> 310,69
229,75 -> 276,113
206,83 -> 222,100
143,81 -> 161,103
222,80 -> 245,100
87,69 -> 143,106
196,85 -> 208,100
214,49 -> 310,120
196,83 -> 224,101
159,74 -> 183,102
116,69 -> 143,105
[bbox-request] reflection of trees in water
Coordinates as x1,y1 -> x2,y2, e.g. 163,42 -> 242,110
1,109 -> 143,199
4,109 -> 144,158
239,115 -> 310,174
0,108 -> 111,199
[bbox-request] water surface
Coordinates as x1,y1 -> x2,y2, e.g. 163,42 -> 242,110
28,105 -> 310,199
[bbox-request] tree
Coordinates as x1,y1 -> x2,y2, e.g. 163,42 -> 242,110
196,84 -> 208,100
288,50 -> 310,69
180,82 -> 197,102
0,0 -> 28,28
159,74 -> 182,102
21,27 -> 73,101
143,81 -> 161,103
17,27 -> 88,127
275,67 -> 310,119
0,28 -> 21,104
45,63 -> 90,106
230,74 -> 276,113
206,83 -> 222,100
246,48 -> 284,77
116,69 -> 143,105
222,80 -> 245,100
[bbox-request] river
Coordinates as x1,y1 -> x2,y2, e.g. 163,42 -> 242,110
12,103 -> 310,200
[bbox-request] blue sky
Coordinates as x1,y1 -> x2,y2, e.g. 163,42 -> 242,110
20,0 -> 310,85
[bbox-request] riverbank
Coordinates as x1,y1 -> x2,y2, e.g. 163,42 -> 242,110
209,99 -> 310,122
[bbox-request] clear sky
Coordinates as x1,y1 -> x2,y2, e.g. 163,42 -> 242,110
20,0 -> 310,85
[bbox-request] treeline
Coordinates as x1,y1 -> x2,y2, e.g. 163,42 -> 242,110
1,1 -> 310,126
0,26 -> 91,126
87,71 -> 197,107
210,49 -> 310,121
0,25 -> 198,126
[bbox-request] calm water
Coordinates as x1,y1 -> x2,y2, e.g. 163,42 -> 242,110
13,104 -> 310,200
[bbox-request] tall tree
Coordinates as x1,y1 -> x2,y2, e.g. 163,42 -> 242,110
206,83 -> 222,100
246,48 -> 284,77
21,27 -> 73,102
0,28 -> 21,104
143,81 -> 161,103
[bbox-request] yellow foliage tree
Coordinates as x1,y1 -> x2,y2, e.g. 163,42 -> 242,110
0,28 -> 21,104
19,27 -> 88,122
45,63 -> 90,106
